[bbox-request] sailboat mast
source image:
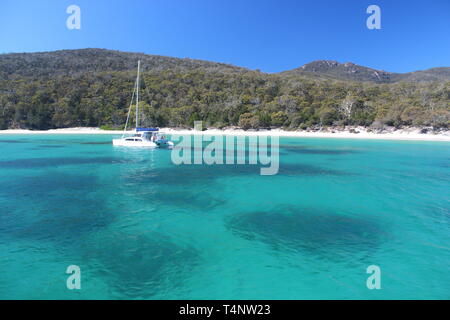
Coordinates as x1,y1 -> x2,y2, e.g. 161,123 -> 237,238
136,60 -> 140,128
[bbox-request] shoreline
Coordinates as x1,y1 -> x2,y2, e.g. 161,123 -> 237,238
0,127 -> 449,142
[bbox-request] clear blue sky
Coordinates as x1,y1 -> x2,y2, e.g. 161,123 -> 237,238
0,0 -> 449,73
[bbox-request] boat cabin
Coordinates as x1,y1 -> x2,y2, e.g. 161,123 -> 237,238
132,128 -> 168,142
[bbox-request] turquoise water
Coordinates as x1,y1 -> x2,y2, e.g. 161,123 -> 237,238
0,134 -> 448,299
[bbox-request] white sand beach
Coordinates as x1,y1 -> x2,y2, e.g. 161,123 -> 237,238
0,126 -> 449,141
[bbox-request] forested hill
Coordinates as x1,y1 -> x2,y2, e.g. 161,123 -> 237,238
0,49 -> 449,130
280,60 -> 450,83
0,48 -> 246,79
2,49 -> 449,82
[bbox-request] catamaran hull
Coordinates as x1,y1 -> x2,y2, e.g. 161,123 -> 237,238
112,139 -> 174,148
112,139 -> 158,147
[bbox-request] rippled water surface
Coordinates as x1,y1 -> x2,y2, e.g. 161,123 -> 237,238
0,134 -> 449,299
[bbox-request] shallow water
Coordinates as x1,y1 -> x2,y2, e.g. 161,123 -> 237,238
0,134 -> 448,299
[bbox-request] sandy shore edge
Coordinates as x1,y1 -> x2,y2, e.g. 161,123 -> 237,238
0,127 -> 449,141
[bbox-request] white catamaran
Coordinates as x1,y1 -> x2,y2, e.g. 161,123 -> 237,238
112,61 -> 173,148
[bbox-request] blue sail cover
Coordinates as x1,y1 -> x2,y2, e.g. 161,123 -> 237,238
136,128 -> 159,132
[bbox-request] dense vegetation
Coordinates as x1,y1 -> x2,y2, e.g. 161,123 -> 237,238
0,49 -> 448,130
